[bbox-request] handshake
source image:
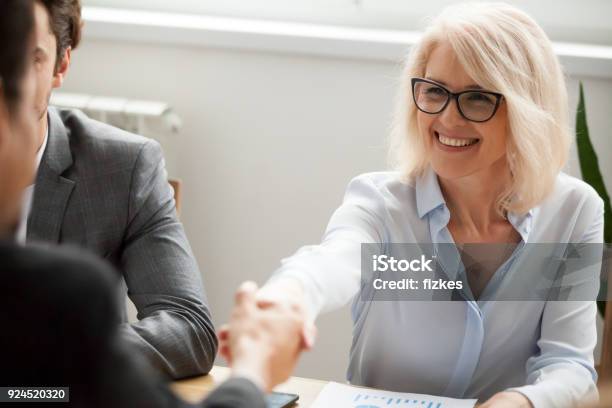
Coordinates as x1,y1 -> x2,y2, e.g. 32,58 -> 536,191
218,280 -> 318,392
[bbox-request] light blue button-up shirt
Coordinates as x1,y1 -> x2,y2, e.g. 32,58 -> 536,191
272,167 -> 604,407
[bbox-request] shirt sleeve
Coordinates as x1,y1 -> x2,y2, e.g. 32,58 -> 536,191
267,174 -> 388,318
507,196 -> 604,408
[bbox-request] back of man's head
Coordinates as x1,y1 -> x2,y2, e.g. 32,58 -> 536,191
38,0 -> 82,70
0,0 -> 40,238
0,0 -> 34,110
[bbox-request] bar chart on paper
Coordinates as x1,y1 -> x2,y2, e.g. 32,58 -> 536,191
354,393 -> 443,408
310,382 -> 477,408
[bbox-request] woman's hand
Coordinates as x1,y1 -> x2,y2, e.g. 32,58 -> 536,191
255,278 -> 317,350
218,281 -> 314,392
219,278 -> 316,360
479,392 -> 533,408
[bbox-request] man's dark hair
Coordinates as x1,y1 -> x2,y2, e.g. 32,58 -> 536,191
0,0 -> 34,110
39,0 -> 82,70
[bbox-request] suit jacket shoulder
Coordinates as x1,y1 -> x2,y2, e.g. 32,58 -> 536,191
32,107 -> 166,254
58,107 -> 161,180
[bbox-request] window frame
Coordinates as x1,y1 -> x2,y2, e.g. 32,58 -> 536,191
83,0 -> 612,46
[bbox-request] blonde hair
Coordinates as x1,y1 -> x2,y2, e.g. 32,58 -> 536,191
389,2 -> 570,214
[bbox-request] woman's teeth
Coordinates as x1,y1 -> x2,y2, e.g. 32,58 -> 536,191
437,132 -> 479,147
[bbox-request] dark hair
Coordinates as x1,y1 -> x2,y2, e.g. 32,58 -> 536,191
0,0 -> 34,110
39,0 -> 82,70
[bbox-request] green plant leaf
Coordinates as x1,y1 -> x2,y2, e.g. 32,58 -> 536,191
575,82 -> 612,316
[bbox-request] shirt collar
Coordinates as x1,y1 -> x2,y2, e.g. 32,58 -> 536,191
415,165 -> 534,242
35,124 -> 49,174
16,125 -> 48,244
507,209 -> 534,243
415,166 -> 446,219
23,124 -> 48,190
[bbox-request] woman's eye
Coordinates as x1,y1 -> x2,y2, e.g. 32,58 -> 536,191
467,93 -> 494,104
425,86 -> 445,96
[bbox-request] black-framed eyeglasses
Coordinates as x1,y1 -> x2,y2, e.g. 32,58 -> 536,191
411,78 -> 503,123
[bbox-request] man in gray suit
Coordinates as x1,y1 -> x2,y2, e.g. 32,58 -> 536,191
24,0 -> 217,379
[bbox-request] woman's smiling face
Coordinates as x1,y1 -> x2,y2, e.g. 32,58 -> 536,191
417,41 -> 509,180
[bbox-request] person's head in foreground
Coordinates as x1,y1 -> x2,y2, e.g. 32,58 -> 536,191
0,0 -> 38,236
391,1 -> 570,216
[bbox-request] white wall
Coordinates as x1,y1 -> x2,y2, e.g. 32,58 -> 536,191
62,37 -> 612,382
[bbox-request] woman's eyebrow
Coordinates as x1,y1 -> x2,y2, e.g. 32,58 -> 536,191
425,76 -> 483,90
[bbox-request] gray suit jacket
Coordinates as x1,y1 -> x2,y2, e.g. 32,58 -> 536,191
27,107 -> 218,379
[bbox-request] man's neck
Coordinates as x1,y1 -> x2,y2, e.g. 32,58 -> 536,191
37,110 -> 49,151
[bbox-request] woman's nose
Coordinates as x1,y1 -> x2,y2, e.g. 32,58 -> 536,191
437,98 -> 468,127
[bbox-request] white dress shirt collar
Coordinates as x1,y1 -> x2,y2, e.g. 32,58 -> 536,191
15,124 -> 49,244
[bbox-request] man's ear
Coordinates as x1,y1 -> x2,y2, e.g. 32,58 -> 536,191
52,46 -> 71,89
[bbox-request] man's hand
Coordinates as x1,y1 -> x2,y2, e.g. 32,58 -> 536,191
218,281 -> 309,392
479,391 -> 533,408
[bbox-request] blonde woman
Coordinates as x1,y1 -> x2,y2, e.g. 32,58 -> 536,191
240,3 -> 603,407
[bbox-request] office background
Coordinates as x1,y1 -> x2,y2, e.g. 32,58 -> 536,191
64,0 -> 612,382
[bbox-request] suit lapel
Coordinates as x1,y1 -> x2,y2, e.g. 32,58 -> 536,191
27,108 -> 75,244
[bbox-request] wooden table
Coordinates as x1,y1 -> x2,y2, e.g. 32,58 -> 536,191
171,366 -> 327,406
173,369 -> 612,407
